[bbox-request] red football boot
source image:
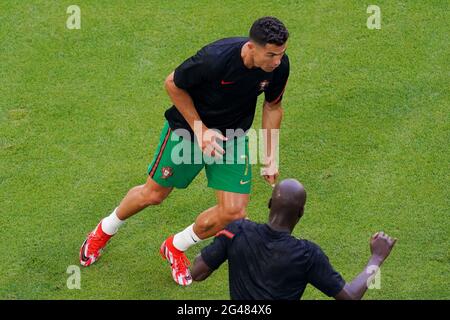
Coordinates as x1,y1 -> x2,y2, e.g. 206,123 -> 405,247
80,221 -> 112,267
160,235 -> 192,286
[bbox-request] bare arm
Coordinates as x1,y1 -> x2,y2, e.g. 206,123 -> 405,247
334,256 -> 384,300
261,100 -> 283,185
164,72 -> 226,156
335,232 -> 397,300
164,71 -> 205,133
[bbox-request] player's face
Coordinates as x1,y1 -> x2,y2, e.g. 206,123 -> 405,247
252,42 -> 287,72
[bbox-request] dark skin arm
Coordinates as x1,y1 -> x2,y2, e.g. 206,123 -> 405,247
191,254 -> 213,281
334,232 -> 397,300
192,231 -> 397,301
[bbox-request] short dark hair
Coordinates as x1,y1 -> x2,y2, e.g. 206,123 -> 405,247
249,16 -> 289,46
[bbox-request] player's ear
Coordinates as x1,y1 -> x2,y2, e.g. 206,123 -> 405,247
298,206 -> 304,218
248,41 -> 256,52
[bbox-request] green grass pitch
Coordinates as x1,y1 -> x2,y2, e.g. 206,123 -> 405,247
0,0 -> 448,299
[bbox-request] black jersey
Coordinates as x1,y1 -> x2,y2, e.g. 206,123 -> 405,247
201,219 -> 345,300
165,37 -> 289,138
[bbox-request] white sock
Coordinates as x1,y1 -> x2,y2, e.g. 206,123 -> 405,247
101,208 -> 125,235
173,224 -> 202,252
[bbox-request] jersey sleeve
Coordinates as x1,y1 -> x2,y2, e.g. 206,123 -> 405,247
264,54 -> 290,104
200,233 -> 229,270
173,46 -> 216,90
306,243 -> 346,297
200,222 -> 240,270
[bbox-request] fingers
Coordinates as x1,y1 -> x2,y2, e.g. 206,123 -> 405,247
203,144 -> 214,157
205,146 -> 222,159
201,130 -> 228,158
263,174 -> 277,186
374,231 -> 385,239
264,175 -> 270,184
202,139 -> 225,158
372,231 -> 397,246
213,131 -> 228,142
388,236 -> 398,246
211,141 -> 225,155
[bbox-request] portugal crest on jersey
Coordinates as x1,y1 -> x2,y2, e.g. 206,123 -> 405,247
161,166 -> 173,179
259,80 -> 270,91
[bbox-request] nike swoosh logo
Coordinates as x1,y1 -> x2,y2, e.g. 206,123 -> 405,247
221,80 -> 234,85
240,180 -> 250,185
80,240 -> 89,261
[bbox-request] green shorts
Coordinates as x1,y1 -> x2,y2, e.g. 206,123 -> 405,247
147,121 -> 251,194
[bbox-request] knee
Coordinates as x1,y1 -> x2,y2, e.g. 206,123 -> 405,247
140,186 -> 167,206
220,203 -> 247,224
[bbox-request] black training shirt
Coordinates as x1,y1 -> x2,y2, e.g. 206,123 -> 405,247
201,219 -> 345,300
165,37 -> 289,137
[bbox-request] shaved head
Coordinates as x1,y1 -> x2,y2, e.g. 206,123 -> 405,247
268,179 -> 307,233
